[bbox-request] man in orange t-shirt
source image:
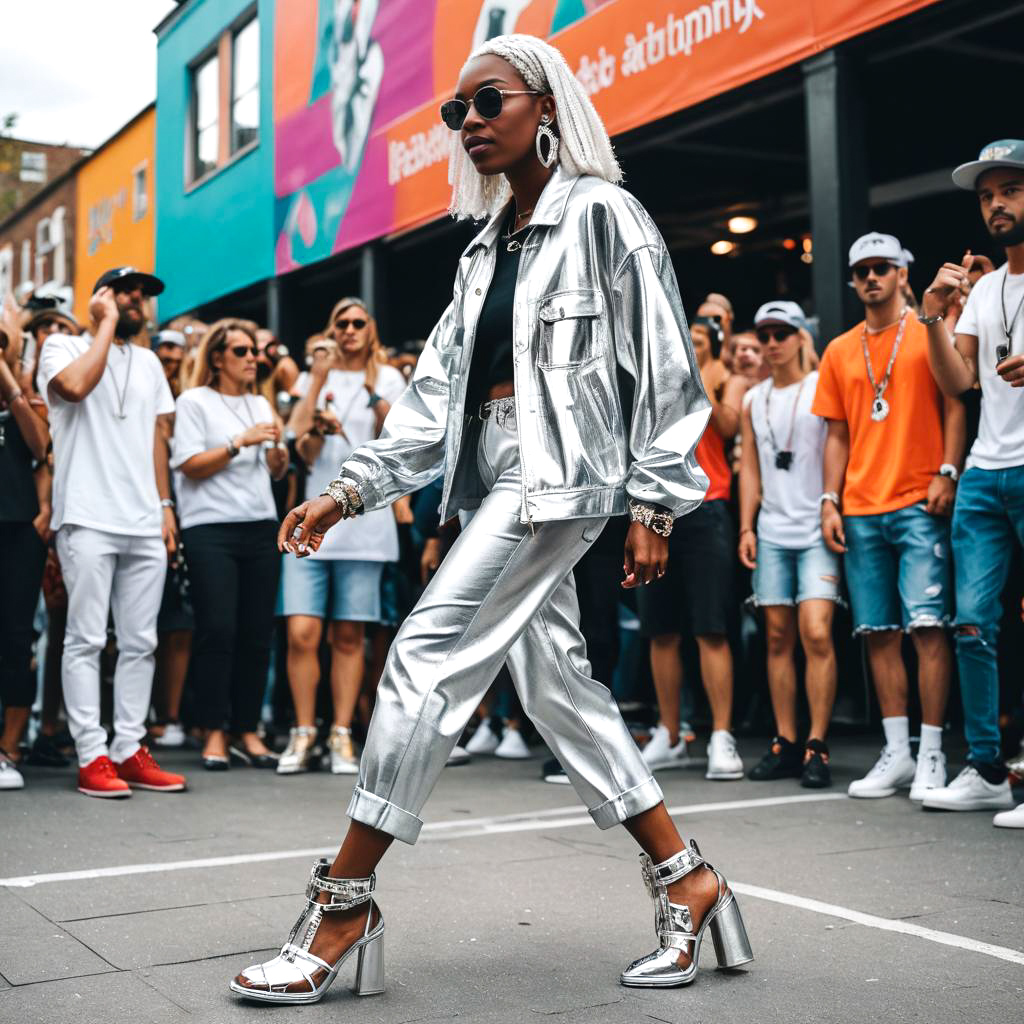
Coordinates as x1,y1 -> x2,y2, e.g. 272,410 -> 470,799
812,232 -> 965,804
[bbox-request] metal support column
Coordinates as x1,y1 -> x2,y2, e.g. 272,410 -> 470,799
266,275 -> 283,338
360,242 -> 387,340
802,49 -> 868,346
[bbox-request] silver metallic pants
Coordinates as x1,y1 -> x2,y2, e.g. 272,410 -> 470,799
347,399 -> 664,844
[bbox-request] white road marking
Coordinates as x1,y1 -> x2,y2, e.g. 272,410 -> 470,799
2,791 -> 1022,968
730,882 -> 1024,967
0,793 -> 844,887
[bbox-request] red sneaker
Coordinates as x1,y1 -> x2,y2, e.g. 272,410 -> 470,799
114,746 -> 187,792
78,755 -> 132,798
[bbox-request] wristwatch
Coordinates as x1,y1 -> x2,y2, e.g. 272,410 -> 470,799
819,491 -> 840,509
938,463 -> 959,483
628,499 -> 673,537
160,498 -> 175,510
918,312 -> 944,326
226,437 -> 241,458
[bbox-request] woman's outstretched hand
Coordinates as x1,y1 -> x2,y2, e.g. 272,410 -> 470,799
278,495 -> 345,557
622,522 -> 668,588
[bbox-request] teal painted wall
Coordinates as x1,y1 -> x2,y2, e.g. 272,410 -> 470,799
155,0 -> 274,318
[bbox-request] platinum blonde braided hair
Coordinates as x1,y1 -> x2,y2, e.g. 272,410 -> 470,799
448,34 -> 622,221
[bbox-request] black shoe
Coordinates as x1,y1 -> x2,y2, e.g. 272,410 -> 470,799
229,744 -> 279,769
800,739 -> 832,788
747,737 -> 802,781
25,732 -> 71,768
541,757 -> 570,785
202,755 -> 230,771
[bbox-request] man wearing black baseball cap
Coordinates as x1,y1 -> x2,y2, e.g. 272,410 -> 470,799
36,266 -> 186,798
919,140 -> 1024,825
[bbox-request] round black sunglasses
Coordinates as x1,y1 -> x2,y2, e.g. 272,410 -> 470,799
440,86 -> 543,131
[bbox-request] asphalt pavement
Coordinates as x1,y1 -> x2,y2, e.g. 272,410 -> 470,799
2,735 -> 1022,1024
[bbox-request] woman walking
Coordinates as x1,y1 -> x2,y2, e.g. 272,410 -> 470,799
231,34 -> 753,1002
738,302 -> 840,787
278,300 -> 406,775
171,320 -> 286,769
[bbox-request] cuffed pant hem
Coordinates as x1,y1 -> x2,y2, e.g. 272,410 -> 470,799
347,785 -> 424,845
590,776 -> 664,830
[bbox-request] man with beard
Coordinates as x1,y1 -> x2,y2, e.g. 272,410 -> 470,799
813,233 -> 965,804
38,267 -> 186,798
918,140 -> 1024,826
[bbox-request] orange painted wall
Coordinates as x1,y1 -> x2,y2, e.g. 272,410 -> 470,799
73,107 -> 156,323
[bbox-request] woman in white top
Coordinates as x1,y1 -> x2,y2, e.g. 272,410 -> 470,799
738,301 -> 841,789
280,298 -> 406,775
171,320 -> 287,770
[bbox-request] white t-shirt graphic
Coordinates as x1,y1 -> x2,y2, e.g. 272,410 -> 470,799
956,265 -> 1024,470
171,387 -> 279,529
40,333 -> 174,536
747,372 -> 826,548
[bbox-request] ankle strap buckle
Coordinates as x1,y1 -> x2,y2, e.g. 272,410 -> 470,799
640,841 -> 705,897
305,859 -> 376,910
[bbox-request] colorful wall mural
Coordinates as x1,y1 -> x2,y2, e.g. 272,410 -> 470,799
272,0 -> 938,276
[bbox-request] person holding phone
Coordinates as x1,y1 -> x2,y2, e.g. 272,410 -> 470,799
171,320 -> 287,770
279,299 -> 407,776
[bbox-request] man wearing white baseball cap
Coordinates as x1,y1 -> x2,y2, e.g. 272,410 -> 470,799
812,232 -> 965,804
918,140 -> 1024,826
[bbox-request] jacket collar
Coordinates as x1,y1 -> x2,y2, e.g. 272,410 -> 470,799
463,164 -> 579,255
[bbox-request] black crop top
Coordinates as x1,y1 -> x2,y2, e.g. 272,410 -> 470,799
465,208 -> 523,410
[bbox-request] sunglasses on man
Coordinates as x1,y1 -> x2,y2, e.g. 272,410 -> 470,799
756,327 -> 798,344
440,86 -> 543,131
852,262 -> 896,281
334,317 -> 368,331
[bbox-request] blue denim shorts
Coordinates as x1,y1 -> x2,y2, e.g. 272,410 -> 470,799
277,556 -> 384,621
843,503 -> 951,635
751,538 -> 842,607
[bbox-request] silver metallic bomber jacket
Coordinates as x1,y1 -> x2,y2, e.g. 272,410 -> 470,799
337,163 -> 712,526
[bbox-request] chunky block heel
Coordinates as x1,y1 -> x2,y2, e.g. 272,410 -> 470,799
621,840 -> 754,988
709,895 -> 754,969
353,930 -> 385,996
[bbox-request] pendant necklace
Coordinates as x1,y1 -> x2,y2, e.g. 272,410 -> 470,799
764,375 -> 807,470
218,388 -> 256,429
111,342 -> 134,420
861,309 -> 908,422
997,266 -> 1024,364
504,204 -> 533,253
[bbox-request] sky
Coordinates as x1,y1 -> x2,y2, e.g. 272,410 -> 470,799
0,1 -> 179,150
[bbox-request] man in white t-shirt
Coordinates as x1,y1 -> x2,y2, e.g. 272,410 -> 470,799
39,266 -> 187,799
918,140 -> 1024,826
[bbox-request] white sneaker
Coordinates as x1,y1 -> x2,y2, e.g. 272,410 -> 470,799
847,745 -> 916,798
642,724 -> 690,771
909,749 -> 947,801
495,728 -> 532,759
466,720 -> 500,755
446,744 -> 470,766
993,803 -> 1024,828
922,766 -> 1015,812
153,722 -> 185,748
0,752 -> 24,790
705,730 -> 744,780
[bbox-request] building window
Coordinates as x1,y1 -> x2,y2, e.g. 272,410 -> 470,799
191,51 -> 219,182
132,163 -> 149,220
20,240 -> 31,284
231,17 -> 259,154
20,151 -> 46,183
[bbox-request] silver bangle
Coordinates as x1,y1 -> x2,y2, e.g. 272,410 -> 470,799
918,312 -> 944,326
819,491 -> 840,509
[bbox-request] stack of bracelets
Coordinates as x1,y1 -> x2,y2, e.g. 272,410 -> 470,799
323,478 -> 365,518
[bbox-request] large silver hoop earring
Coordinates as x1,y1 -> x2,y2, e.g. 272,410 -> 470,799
536,115 -> 559,168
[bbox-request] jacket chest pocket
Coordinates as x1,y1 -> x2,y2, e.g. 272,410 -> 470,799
537,289 -> 604,367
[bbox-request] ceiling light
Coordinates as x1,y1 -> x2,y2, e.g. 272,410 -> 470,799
710,240 -> 735,255
802,236 -> 813,252
727,215 -> 758,234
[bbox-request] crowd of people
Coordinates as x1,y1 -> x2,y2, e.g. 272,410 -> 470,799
0,138 -> 1022,831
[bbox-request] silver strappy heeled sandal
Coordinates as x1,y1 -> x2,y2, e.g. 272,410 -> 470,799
620,839 -> 753,987
230,858 -> 384,1004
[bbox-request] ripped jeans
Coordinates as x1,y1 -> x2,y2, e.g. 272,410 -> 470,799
843,503 -> 952,637
952,465 -> 1024,765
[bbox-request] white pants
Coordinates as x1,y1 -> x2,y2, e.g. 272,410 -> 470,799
56,525 -> 167,766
